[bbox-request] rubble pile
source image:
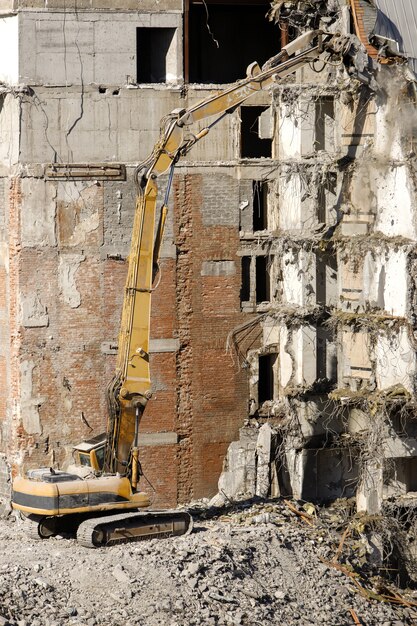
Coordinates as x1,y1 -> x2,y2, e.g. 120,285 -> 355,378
0,500 -> 416,625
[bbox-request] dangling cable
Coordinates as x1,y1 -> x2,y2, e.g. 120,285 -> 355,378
164,161 -> 176,206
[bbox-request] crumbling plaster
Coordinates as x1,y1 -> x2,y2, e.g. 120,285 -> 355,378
20,178 -> 56,247
58,253 -> 85,309
19,360 -> 44,435
214,4 -> 417,514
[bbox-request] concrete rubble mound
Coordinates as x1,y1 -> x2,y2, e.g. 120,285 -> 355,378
0,499 -> 416,626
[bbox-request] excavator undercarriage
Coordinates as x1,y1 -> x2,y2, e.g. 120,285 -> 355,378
20,509 -> 193,547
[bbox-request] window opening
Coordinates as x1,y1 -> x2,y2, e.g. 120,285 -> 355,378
187,2 -> 279,84
301,448 -> 358,502
137,28 -> 176,83
317,172 -> 337,223
255,256 -> 271,303
316,326 -> 337,383
315,97 -> 335,152
384,457 -> 417,494
258,353 -> 277,404
241,107 -> 272,158
252,181 -> 268,231
316,251 -> 337,307
240,256 -> 251,302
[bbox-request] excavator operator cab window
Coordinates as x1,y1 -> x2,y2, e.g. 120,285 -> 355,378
78,452 -> 92,467
94,445 -> 105,471
73,433 -> 106,472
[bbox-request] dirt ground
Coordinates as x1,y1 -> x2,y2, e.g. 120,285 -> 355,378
1,499 -> 416,626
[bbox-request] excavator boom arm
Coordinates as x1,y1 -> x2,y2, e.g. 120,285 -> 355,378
106,29 -> 349,477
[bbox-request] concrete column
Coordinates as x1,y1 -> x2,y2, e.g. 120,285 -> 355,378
357,458 -> 383,514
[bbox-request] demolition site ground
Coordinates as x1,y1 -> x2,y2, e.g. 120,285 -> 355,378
1,498 -> 417,626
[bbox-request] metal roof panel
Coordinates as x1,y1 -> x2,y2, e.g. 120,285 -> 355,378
374,0 -> 417,74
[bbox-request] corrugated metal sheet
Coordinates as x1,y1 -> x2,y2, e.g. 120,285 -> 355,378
374,0 -> 417,75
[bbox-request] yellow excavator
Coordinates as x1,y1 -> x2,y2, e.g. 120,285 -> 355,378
12,30 -> 352,547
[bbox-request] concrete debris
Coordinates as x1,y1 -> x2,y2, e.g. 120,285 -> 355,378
215,424 -> 277,504
268,0 -> 340,30
4,500 -> 417,626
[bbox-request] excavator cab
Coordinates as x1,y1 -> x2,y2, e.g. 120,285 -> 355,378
73,433 -> 106,472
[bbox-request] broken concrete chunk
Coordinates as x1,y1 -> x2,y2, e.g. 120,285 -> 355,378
112,564 -> 131,585
255,423 -> 273,498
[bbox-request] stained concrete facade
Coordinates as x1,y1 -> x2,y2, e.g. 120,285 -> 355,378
0,0 -> 416,514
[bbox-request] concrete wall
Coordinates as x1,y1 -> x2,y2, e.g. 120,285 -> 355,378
16,86 -> 242,165
18,12 -> 183,86
0,0 -> 182,12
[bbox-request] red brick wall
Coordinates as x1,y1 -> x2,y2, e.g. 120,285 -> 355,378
7,178 -> 22,474
173,173 -> 248,501
0,262 -> 8,427
6,171 -> 249,507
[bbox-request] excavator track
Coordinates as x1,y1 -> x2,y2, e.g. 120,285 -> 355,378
76,509 -> 193,548
18,513 -> 59,540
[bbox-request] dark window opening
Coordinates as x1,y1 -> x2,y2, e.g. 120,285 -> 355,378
349,10 -> 355,36
240,256 -> 251,302
384,457 -> 417,494
390,412 -> 417,438
301,448 -> 358,502
137,28 -> 176,83
315,97 -> 335,152
316,251 -> 337,307
316,326 -> 327,381
317,172 -> 337,223
253,181 -> 268,231
316,325 -> 337,383
188,3 -> 279,84
241,107 -> 272,158
256,256 -> 271,303
258,353 -> 277,404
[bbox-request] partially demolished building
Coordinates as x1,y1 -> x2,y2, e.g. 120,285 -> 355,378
0,0 -> 416,514
218,0 -> 417,515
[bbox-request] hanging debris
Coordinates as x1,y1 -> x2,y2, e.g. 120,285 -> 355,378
268,0 -> 342,30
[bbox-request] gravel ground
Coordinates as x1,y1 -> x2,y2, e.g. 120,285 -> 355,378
0,499 -> 416,626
